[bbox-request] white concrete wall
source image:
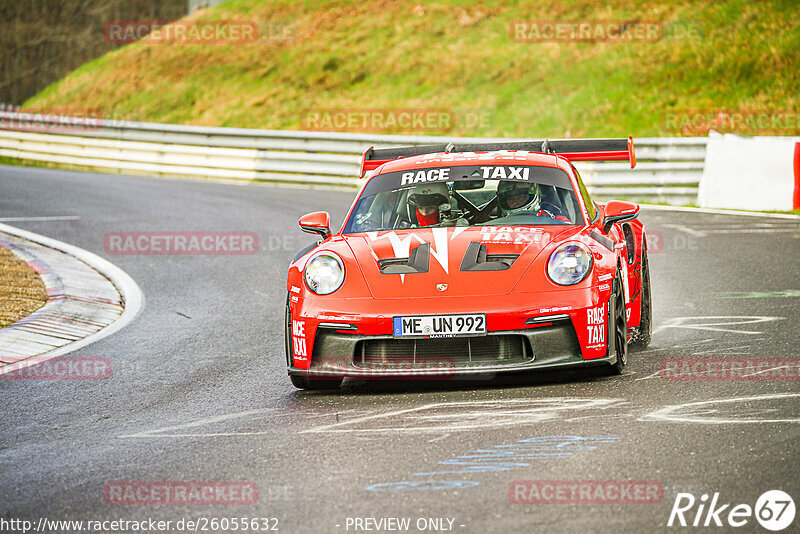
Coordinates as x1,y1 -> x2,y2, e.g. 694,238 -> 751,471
699,132 -> 800,210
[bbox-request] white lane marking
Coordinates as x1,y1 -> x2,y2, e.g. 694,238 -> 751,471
660,222 -> 800,237
639,204 -> 800,220
631,347 -> 669,355
718,290 -> 800,299
741,365 -> 794,378
0,216 -> 80,222
639,339 -> 715,354
634,369 -> 664,381
692,223 -> 800,228
641,393 -> 800,424
121,408 -> 275,438
634,342 -> 761,381
653,316 -> 782,336
120,408 -> 379,438
691,346 -> 754,355
305,409 -> 375,419
697,228 -> 799,235
672,339 -> 717,351
563,413 -> 635,422
123,393 -> 800,438
661,224 -> 708,237
122,400 -> 626,439
301,404 -> 435,433
301,398 -> 625,434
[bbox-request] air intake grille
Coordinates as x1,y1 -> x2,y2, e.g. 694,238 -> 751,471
355,335 -> 531,369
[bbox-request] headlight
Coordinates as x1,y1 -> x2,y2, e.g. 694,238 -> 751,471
304,252 -> 345,295
547,243 -> 593,285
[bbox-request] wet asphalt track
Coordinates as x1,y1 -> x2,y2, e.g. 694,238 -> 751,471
1,164 -> 799,533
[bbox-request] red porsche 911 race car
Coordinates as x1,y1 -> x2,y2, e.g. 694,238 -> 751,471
285,138 -> 651,389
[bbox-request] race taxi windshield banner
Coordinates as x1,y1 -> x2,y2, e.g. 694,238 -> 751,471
361,165 -> 573,197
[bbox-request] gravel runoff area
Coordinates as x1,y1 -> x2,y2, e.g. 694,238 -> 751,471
0,242 -> 46,327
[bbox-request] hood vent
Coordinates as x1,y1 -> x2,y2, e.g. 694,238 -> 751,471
379,243 -> 430,274
460,242 -> 519,271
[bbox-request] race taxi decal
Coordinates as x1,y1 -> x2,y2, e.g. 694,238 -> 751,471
399,165 -> 531,185
292,319 -> 308,360
478,166 -> 530,180
586,303 -> 606,347
400,168 -> 450,185
480,226 -> 550,245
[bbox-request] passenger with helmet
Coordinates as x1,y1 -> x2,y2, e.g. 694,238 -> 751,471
497,181 -> 540,214
496,181 -> 570,222
406,183 -> 450,227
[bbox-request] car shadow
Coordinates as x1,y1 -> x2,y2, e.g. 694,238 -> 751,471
292,365 -> 617,397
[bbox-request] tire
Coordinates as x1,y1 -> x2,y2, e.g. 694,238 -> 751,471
630,246 -> 652,350
607,269 -> 629,374
290,374 -> 343,390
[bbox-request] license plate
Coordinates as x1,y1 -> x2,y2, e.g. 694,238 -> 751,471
393,314 -> 486,337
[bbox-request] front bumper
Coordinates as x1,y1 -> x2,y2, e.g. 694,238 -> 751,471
288,318 -> 615,379
288,286 -> 614,375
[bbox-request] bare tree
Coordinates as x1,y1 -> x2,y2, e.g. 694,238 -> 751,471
0,0 -> 186,105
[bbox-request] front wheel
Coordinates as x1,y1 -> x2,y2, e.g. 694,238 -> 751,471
607,270 -> 628,374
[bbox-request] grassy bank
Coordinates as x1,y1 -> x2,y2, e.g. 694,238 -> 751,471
21,0 -> 800,138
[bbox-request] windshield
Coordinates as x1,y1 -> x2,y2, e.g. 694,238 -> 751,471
343,165 -> 583,233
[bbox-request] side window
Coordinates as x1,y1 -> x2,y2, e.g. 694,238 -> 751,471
572,165 -> 597,222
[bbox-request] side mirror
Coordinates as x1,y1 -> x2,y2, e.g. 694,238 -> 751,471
602,201 -> 639,233
299,211 -> 331,240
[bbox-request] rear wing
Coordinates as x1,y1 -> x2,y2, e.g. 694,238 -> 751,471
359,137 -> 636,178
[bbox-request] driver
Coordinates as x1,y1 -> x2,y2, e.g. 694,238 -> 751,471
407,183 -> 449,227
497,181 -> 540,214
497,181 -> 570,222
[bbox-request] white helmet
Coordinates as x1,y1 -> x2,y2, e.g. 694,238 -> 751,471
407,183 -> 449,226
497,181 -> 540,214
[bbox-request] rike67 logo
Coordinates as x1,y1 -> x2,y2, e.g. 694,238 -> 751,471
668,490 -> 795,531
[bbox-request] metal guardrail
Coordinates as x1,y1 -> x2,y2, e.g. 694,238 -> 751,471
0,111 -> 707,203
